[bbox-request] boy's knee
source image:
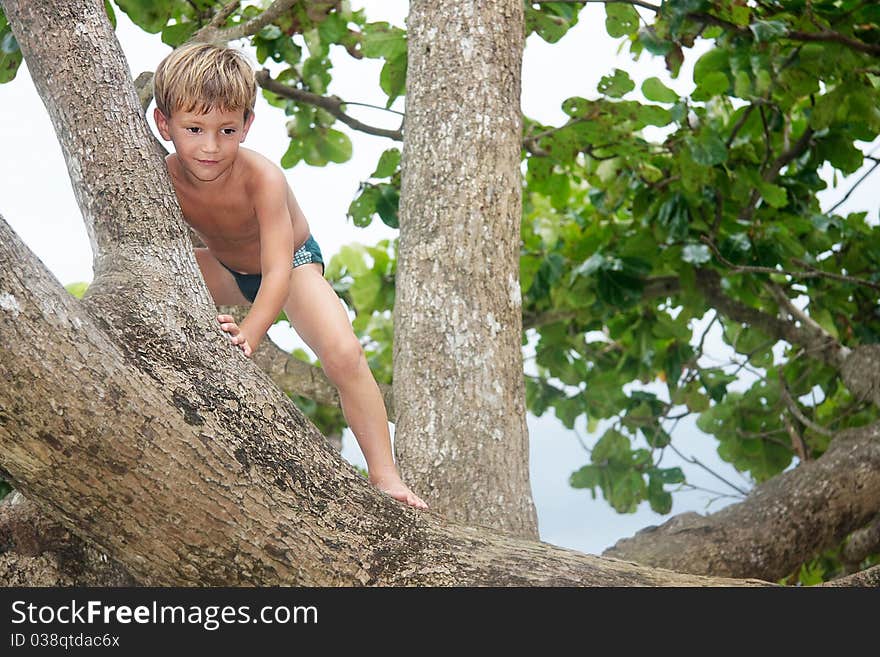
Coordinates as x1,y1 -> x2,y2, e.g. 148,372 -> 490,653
320,336 -> 365,380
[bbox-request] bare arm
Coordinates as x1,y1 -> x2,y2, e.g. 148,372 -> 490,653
234,165 -> 294,356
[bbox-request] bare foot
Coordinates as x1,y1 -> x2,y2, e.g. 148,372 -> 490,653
370,473 -> 429,510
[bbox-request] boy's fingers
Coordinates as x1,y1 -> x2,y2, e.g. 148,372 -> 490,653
217,314 -> 234,323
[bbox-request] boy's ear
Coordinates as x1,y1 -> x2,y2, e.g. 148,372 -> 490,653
240,111 -> 255,142
153,107 -> 171,141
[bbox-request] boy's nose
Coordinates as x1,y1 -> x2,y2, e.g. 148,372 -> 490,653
202,136 -> 220,153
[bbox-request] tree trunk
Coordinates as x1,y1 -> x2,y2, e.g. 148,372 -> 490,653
394,0 -> 538,538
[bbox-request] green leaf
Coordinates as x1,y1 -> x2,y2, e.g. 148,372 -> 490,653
348,185 -> 381,227
0,40 -> 20,83
362,22 -> 407,59
647,483 -> 672,514
693,49 -> 728,86
642,77 -> 678,103
749,20 -> 787,43
637,27 -> 672,56
570,464 -> 601,493
0,27 -> 11,53
315,128 -> 353,164
379,52 -> 407,107
333,244 -> 370,276
161,21 -> 197,48
687,132 -> 728,166
591,429 -> 631,465
693,71 -> 729,100
350,270 -> 382,310
104,0 -> 117,28
571,253 -> 604,281
597,69 -> 635,98
605,4 -> 639,38
280,139 -> 302,168
65,282 -> 90,299
734,70 -> 751,98
114,0 -> 172,33
684,385 -> 710,412
371,149 -> 400,178
374,183 -> 399,228
526,7 -> 575,43
259,25 -> 283,40
759,182 -> 788,209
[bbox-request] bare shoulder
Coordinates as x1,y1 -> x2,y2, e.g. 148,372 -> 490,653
239,147 -> 287,194
163,152 -> 179,174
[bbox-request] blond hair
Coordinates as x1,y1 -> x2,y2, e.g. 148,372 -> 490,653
153,42 -> 256,119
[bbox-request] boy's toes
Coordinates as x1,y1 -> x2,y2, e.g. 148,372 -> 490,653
407,492 -> 429,510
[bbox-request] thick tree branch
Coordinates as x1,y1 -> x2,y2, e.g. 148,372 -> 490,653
787,29 -> 880,57
529,0 -> 660,11
256,69 -> 404,140
605,421 -> 880,581
0,492 -> 135,586
822,564 -> 880,587
840,514 -> 880,567
193,0 -> 298,44
700,237 -> 880,292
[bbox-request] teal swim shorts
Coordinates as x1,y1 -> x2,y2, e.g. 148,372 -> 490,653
218,234 -> 324,303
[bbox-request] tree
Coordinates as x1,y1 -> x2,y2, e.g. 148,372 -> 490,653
1,0 -> 879,587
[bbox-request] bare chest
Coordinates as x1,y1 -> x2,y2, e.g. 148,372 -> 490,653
174,182 -> 258,244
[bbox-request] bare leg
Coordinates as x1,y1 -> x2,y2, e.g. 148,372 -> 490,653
283,264 -> 427,510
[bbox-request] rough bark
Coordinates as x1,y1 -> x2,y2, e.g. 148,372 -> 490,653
603,422 -> 880,581
0,0 -> 775,588
0,493 -> 134,586
394,0 -> 539,538
822,564 -> 880,587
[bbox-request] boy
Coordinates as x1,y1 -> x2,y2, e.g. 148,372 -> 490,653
152,42 -> 427,510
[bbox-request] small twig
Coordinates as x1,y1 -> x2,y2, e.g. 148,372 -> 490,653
208,0 -> 240,30
779,377 -> 832,440
827,158 -> 880,213
788,29 -> 880,57
766,282 -> 832,340
678,483 -> 747,502
726,104 -> 754,148
695,313 -> 719,357
782,411 -> 809,462
667,443 -> 750,496
341,101 -> 405,117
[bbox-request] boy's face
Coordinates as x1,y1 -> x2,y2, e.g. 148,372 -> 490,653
154,106 -> 254,183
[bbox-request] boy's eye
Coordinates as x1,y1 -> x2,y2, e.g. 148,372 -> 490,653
186,127 -> 201,134
222,129 -> 237,135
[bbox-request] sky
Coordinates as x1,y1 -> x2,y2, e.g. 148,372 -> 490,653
1,1 -> 877,556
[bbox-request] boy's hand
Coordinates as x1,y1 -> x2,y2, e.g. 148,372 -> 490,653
217,314 -> 253,357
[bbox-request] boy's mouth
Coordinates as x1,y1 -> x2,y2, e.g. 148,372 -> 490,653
197,159 -> 219,165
